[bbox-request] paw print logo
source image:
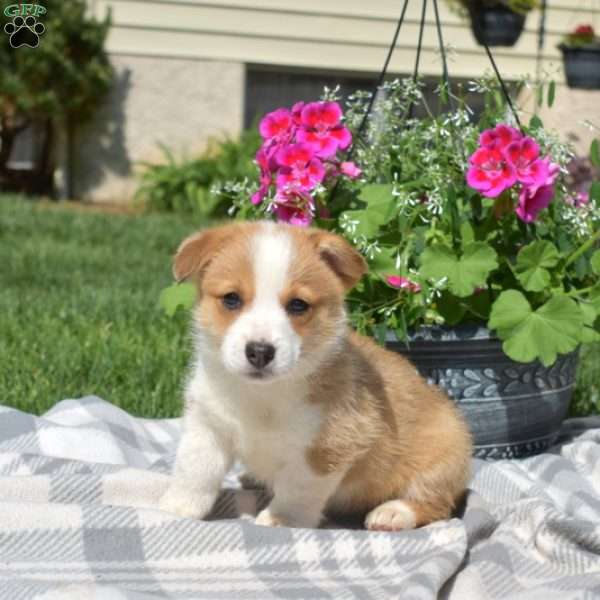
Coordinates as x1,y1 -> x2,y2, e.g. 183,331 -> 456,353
4,15 -> 45,48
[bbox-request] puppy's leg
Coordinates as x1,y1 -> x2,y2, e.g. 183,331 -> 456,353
365,458 -> 469,531
160,423 -> 232,520
255,460 -> 345,528
365,498 -> 451,531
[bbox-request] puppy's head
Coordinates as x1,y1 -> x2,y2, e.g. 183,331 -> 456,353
174,221 -> 366,382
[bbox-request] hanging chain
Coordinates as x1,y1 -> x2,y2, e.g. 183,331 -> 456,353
481,43 -> 523,129
350,0 -> 410,155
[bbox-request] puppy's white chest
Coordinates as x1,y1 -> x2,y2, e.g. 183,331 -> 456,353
234,401 -> 322,485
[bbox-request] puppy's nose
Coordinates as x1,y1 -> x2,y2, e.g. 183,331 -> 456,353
245,342 -> 276,369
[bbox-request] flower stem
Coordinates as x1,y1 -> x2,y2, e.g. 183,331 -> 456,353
567,285 -> 596,298
564,229 -> 600,267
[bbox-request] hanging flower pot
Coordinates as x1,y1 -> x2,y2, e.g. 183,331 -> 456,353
468,2 -> 526,47
559,25 -> 600,90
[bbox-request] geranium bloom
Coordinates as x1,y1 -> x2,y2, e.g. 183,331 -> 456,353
297,101 -> 352,159
272,190 -> 314,227
340,161 -> 362,178
386,275 -> 421,293
275,143 -> 325,192
259,108 -> 294,141
575,24 -> 594,36
479,124 -> 522,151
251,148 -> 271,205
541,158 -> 560,186
566,191 -> 590,207
505,137 -> 549,186
466,147 -> 517,197
515,184 -> 555,223
291,101 -> 305,126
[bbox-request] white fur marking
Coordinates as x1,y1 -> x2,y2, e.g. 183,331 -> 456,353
221,224 -> 302,378
365,500 -> 417,531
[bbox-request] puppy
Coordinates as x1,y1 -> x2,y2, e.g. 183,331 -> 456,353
160,222 -> 472,530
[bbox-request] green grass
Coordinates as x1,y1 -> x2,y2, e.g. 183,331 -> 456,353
0,195 -> 598,418
0,196 -> 199,417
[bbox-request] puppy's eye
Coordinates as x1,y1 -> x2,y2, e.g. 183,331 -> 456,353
222,292 -> 242,310
286,298 -> 310,315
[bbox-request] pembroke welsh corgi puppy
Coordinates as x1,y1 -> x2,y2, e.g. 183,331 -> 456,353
160,222 -> 472,530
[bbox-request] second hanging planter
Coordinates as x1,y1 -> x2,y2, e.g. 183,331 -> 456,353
468,2 -> 526,47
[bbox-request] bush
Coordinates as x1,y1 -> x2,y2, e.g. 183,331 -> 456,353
135,129 -> 261,218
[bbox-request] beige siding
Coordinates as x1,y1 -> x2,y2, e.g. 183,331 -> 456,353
93,0 -> 599,81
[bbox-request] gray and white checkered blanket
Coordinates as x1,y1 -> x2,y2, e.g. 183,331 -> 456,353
1,396 -> 599,600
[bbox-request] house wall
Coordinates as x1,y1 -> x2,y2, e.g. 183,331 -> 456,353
75,0 -> 599,202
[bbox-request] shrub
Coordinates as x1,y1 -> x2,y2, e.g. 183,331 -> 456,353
135,129 -> 260,218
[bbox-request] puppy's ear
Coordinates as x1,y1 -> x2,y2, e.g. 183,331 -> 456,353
173,225 -> 236,282
310,230 -> 368,290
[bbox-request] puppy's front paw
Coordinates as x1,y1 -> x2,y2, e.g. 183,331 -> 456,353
365,500 -> 417,532
255,508 -> 289,528
159,485 -> 215,520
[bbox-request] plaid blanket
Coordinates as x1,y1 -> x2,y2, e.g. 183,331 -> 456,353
1,396 -> 599,600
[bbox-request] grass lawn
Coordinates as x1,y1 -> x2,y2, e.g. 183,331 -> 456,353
0,195 -> 198,417
1,195 -> 599,418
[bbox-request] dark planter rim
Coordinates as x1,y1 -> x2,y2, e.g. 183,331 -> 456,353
559,44 -> 600,54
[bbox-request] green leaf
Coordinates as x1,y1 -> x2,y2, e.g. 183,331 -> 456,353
589,283 -> 600,313
580,301 -> 597,325
340,209 -> 384,239
420,242 -> 498,298
340,184 -> 396,239
489,291 -> 583,366
591,182 -> 600,203
591,250 -> 600,276
460,222 -> 475,245
580,302 -> 600,342
159,283 -> 196,317
536,84 -> 544,109
515,240 -> 560,292
358,184 -> 395,223
591,139 -> 600,169
547,80 -> 556,108
369,246 -> 399,275
529,114 -> 543,129
437,291 -> 467,326
373,322 -> 387,346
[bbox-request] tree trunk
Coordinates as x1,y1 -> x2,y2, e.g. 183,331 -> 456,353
34,118 -> 55,195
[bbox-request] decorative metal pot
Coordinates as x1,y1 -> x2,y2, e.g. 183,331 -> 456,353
468,3 -> 526,47
386,325 -> 579,460
559,45 -> 600,90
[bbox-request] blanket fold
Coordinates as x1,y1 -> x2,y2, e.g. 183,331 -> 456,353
0,396 -> 599,599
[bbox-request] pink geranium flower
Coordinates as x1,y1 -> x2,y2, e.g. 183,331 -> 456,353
564,190 -> 590,208
479,124 -> 522,150
505,138 -> 549,187
466,147 -> 517,198
275,143 -> 325,192
291,101 -> 305,126
259,108 -> 294,141
516,184 -> 555,223
297,101 -> 352,159
386,275 -> 421,293
272,189 -> 314,227
340,161 -> 362,178
251,148 -> 272,205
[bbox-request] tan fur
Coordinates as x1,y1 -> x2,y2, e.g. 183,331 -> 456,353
306,331 -> 472,524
